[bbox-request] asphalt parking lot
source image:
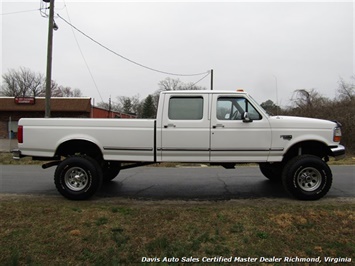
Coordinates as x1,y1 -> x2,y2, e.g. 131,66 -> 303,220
1,164 -> 354,200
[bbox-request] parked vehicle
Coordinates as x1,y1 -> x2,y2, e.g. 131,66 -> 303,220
13,90 -> 345,200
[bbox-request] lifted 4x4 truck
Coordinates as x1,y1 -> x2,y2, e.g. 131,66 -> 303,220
13,90 -> 345,200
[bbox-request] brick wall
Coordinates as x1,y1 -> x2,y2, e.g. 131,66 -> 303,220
0,121 -> 7,139
0,112 -> 14,138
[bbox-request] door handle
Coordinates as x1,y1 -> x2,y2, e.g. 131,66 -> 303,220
212,124 -> 225,128
164,124 -> 176,128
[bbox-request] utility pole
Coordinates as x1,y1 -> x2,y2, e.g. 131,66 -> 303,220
273,75 -> 279,115
108,96 -> 112,118
210,69 -> 213,90
45,0 -> 55,118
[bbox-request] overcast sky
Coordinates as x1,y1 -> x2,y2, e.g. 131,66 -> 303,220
1,0 -> 354,106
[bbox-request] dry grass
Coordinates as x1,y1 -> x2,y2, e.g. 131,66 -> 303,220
0,195 -> 354,265
0,152 -> 46,165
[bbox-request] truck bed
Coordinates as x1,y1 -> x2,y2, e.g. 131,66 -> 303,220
19,118 -> 156,162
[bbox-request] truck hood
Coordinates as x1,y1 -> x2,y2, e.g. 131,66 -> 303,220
268,115 -> 337,129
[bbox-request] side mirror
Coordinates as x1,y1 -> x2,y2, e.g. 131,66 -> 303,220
242,112 -> 253,123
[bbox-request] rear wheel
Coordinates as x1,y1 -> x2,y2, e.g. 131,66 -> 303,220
54,156 -> 102,200
282,155 -> 332,200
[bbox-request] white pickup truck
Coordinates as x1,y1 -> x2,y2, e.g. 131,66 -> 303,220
13,90 -> 345,200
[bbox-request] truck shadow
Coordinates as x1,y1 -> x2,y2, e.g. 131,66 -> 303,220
97,179 -> 289,200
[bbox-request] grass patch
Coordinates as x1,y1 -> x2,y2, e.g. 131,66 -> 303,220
0,152 -> 46,165
0,196 -> 354,265
328,154 -> 355,165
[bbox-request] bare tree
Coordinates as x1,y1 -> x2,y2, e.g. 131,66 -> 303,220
158,77 -> 182,91
52,86 -> 83,97
1,67 -> 44,96
1,67 -> 83,98
291,89 -> 328,110
96,101 -> 110,110
338,76 -> 355,101
152,77 -> 206,110
182,82 -> 205,90
157,77 -> 206,92
130,94 -> 141,115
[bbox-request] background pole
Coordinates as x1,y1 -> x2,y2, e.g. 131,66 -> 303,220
45,0 -> 55,118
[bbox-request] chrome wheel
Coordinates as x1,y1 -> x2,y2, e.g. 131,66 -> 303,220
64,167 -> 89,191
282,155 -> 332,200
55,156 -> 103,200
296,167 -> 322,192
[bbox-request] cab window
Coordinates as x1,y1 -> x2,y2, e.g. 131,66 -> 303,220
217,97 -> 262,120
168,96 -> 204,120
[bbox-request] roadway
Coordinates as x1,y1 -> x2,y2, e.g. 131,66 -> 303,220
0,165 -> 354,200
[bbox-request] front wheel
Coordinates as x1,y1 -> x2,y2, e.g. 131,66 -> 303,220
54,156 -> 103,200
282,155 -> 332,200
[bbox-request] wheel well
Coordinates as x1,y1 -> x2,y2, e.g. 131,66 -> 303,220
283,141 -> 330,163
56,140 -> 103,160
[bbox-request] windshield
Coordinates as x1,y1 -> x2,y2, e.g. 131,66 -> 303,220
247,95 -> 271,117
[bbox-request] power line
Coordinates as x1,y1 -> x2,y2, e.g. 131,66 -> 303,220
189,72 -> 211,89
61,1 -> 104,102
56,13 -> 210,77
0,8 -> 40,16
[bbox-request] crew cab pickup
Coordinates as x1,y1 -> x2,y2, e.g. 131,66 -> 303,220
13,90 -> 345,200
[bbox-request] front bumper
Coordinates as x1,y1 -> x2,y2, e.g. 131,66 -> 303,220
330,145 -> 346,160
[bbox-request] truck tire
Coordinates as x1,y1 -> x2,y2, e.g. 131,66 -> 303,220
102,161 -> 121,182
259,163 -> 283,182
282,155 -> 332,200
54,156 -> 103,200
